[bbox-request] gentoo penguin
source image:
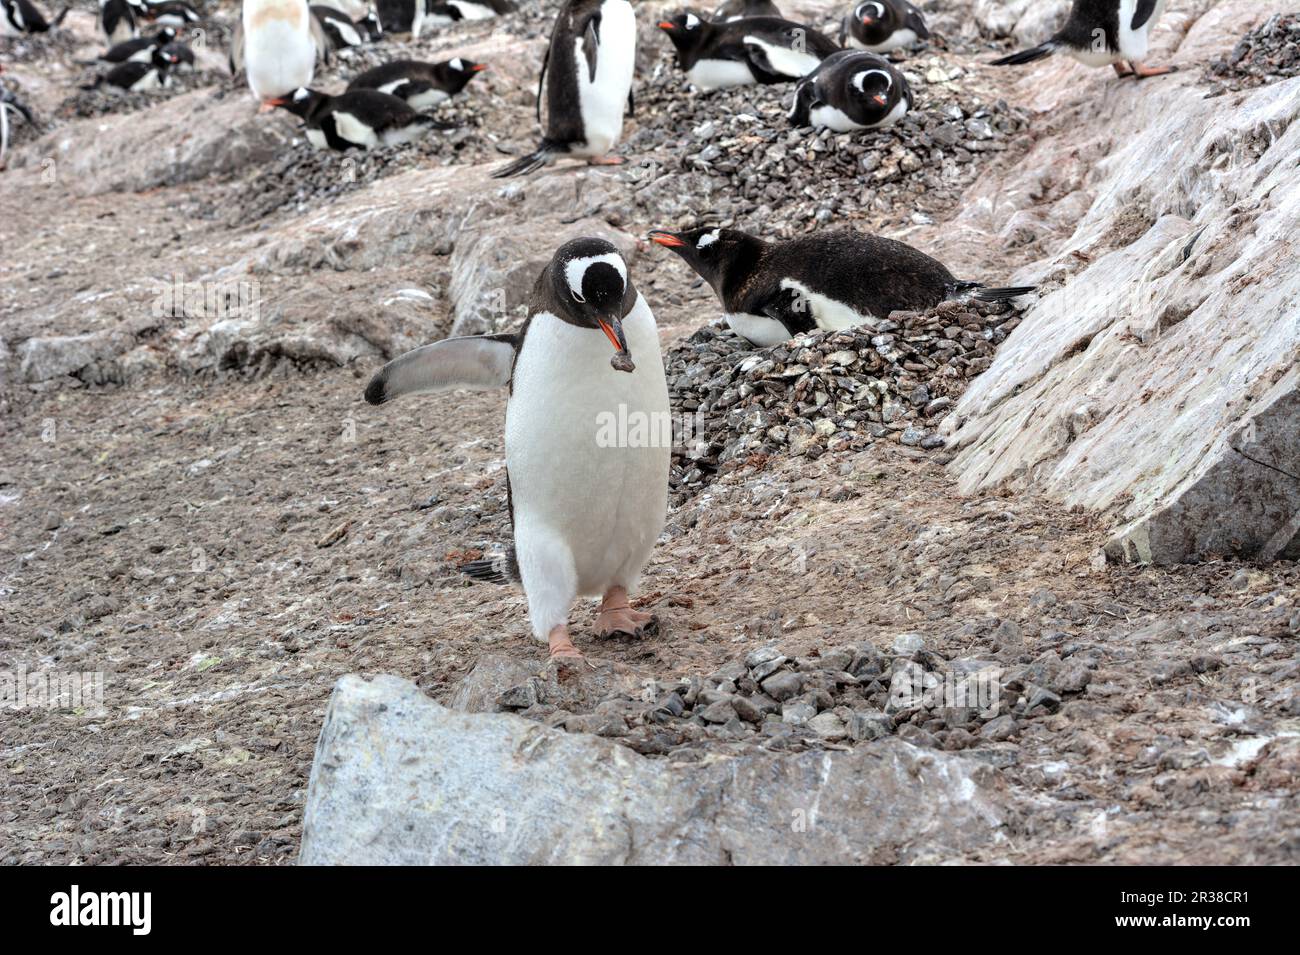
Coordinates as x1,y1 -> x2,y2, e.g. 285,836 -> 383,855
98,25 -> 177,63
991,0 -> 1174,78
1,65 -> 36,168
240,0 -> 323,108
311,4 -> 377,47
414,0 -> 514,36
83,45 -> 180,91
139,0 -> 199,26
364,238 -> 669,663
100,0 -> 145,44
161,38 -> 194,69
839,0 -> 928,52
649,227 -> 1035,346
347,57 -> 485,110
269,85 -> 456,150
1,0 -> 67,33
712,0 -> 781,21
492,0 -> 636,178
789,50 -> 911,132
656,13 -> 840,90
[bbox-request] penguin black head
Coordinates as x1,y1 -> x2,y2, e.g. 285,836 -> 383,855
848,61 -> 906,121
153,25 -> 178,43
360,10 -> 382,41
847,0 -> 929,49
267,87 -> 327,119
151,46 -> 181,70
657,12 -> 710,55
442,57 -> 487,92
648,227 -> 762,294
549,238 -> 637,373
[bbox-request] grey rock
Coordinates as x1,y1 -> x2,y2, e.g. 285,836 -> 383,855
761,670 -> 804,701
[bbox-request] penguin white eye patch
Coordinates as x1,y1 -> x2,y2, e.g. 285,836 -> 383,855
852,69 -> 893,91
697,229 -> 720,249
684,13 -> 700,29
565,253 -> 627,299
451,58 -> 464,71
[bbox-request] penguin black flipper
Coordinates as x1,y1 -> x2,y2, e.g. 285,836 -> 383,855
948,282 -> 1037,304
990,43 -> 1055,66
533,3 -> 563,124
760,286 -> 818,337
364,334 -> 518,405
626,88 -> 634,117
582,13 -> 600,82
1132,0 -> 1158,30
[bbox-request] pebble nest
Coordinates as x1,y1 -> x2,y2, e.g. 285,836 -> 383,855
622,45 -> 1031,236
494,629 -> 1073,758
663,296 -> 1022,500
1203,13 -> 1300,94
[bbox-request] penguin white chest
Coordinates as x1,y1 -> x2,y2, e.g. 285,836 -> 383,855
687,59 -> 757,90
505,295 -> 669,596
244,3 -> 316,100
1117,0 -> 1165,60
572,0 -> 636,157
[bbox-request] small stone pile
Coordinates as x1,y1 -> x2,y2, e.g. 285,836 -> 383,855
624,49 -> 1030,235
494,633 -> 1087,758
56,68 -> 231,121
1204,13 -> 1300,94
663,297 -> 1023,498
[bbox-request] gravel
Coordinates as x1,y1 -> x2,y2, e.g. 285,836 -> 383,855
1204,13 -> 1300,94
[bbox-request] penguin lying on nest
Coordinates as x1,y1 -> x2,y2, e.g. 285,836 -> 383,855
311,4 -> 382,49
839,0 -> 929,53
347,57 -> 486,110
712,0 -> 780,20
268,86 -> 457,150
789,50 -> 911,132
364,238 -> 669,664
657,12 -> 840,90
991,0 -> 1176,79
649,226 -> 1035,347
415,0 -> 515,37
97,25 -> 176,63
82,45 -> 181,91
2,0 -> 69,35
492,0 -> 636,178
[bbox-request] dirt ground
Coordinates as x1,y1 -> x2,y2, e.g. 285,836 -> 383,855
2,2 -> 1298,865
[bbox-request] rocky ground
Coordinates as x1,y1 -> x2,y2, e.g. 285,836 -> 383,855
2,0 -> 1298,864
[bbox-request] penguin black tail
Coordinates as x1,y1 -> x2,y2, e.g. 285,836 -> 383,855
415,113 -> 460,131
990,43 -> 1056,66
491,140 -> 562,179
461,548 -> 520,586
953,283 -> 1037,304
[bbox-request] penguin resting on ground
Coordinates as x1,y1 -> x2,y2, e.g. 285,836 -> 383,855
657,13 -> 840,90
789,50 -> 911,132
712,0 -> 780,20
269,85 -> 456,149
238,0 -> 327,108
364,238 -> 669,663
83,45 -> 180,91
311,4 -> 378,48
2,0 -> 68,34
649,227 -> 1036,347
414,0 -> 514,36
139,0 -> 199,26
839,0 -> 928,53
492,0 -> 636,178
98,25 -> 176,63
991,0 -> 1174,79
347,57 -> 485,110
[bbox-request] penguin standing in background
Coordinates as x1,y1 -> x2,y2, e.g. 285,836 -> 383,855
347,57 -> 486,110
492,0 -> 636,178
790,50 -> 911,132
2,0 -> 68,34
657,14 -> 839,91
991,0 -> 1174,78
840,1 -> 929,53
239,0 -> 324,108
269,85 -> 456,149
364,238 -> 669,663
100,0 -> 144,44
713,0 -> 781,21
649,227 -> 1035,347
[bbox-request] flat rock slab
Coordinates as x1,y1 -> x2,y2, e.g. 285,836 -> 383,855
300,674 -> 1006,865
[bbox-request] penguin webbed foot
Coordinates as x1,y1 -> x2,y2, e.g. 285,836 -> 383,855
587,155 -> 625,166
594,587 -> 659,640
546,625 -> 593,669
1129,61 -> 1178,79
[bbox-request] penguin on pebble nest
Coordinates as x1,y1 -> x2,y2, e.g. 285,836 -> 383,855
711,0 -> 780,20
839,0 -> 929,53
83,45 -> 181,91
414,0 -> 515,37
789,50 -> 912,133
649,227 -> 1035,347
991,0 -> 1175,79
491,0 -> 636,178
657,13 -> 840,90
311,4 -> 380,48
268,85 -> 457,150
98,25 -> 177,63
347,57 -> 486,110
1,0 -> 68,34
363,237 -> 669,664
139,0 -> 199,27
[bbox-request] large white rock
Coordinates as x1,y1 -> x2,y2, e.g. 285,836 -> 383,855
299,674 -> 1006,865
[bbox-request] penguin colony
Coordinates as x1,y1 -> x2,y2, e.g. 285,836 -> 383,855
1,1 -> 1184,663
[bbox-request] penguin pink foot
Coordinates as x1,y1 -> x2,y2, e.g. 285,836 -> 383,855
588,156 -> 626,166
1112,62 -> 1134,77
1130,61 -> 1177,79
547,625 -> 587,666
595,587 -> 657,638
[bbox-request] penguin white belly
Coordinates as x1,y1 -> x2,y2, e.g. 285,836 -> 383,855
131,69 -> 165,91
780,278 -> 876,332
304,127 -> 329,149
403,87 -> 449,109
1067,45 -> 1121,67
449,1 -> 497,19
572,0 -> 635,157
1,12 -> 21,36
332,110 -> 381,148
244,11 -> 315,100
688,58 -> 756,89
329,20 -> 363,46
379,120 -> 431,147
726,312 -> 792,347
810,104 -> 861,133
506,294 -> 669,609
1117,0 -> 1164,60
744,35 -> 822,78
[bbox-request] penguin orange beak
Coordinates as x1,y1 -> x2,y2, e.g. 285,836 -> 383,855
657,21 -> 675,30
861,16 -> 875,24
597,314 -> 634,372
872,93 -> 887,105
471,64 -> 487,71
648,230 -> 685,248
